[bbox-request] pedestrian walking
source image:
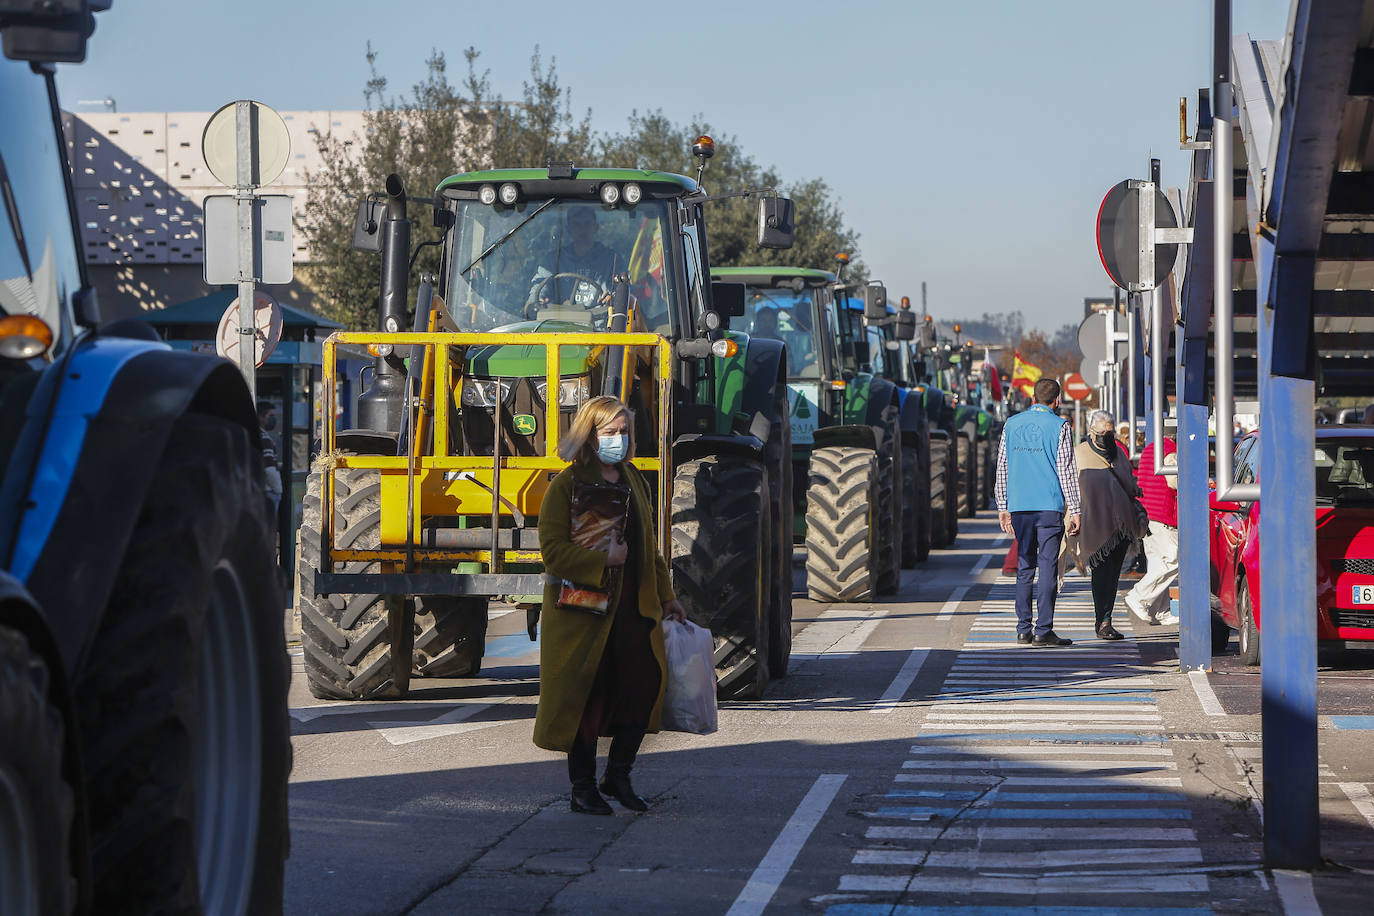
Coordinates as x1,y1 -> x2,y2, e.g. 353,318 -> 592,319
256,400 -> 283,516
1061,410 -> 1148,640
535,396 -> 687,815
1125,435 -> 1180,625
996,378 -> 1082,646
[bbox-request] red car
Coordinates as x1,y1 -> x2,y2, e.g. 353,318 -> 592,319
1210,427 -> 1374,664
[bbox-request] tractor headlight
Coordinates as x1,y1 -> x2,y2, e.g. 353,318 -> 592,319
478,184 -> 498,206
460,378 -> 512,408
599,183 -> 620,206
535,376 -> 591,408
622,182 -> 642,205
498,182 -> 520,205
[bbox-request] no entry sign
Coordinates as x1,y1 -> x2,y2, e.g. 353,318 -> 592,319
1062,373 -> 1092,401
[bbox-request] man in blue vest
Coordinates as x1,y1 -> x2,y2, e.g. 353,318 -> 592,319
995,377 -> 1082,646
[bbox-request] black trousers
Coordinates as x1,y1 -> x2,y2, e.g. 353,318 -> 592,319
568,728 -> 644,788
1090,539 -> 1131,628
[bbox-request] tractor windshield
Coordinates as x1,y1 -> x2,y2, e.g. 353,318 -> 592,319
447,198 -> 680,335
831,296 -> 883,375
741,285 -> 823,378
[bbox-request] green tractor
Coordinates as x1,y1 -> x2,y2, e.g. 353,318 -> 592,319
296,145 -> 798,701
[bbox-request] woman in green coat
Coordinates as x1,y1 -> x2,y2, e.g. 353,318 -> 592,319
536,396 -> 686,815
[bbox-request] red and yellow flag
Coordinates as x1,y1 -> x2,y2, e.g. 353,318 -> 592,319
1011,350 -> 1043,396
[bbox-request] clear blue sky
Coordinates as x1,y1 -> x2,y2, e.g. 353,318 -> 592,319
58,0 -> 1290,334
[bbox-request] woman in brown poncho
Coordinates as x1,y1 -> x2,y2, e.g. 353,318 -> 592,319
535,396 -> 686,815
1062,409 -> 1148,640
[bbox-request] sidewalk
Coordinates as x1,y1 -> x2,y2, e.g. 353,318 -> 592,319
821,575 -> 1374,914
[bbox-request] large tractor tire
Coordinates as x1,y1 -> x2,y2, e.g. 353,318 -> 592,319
71,412 -> 290,914
957,433 -> 975,518
900,446 -> 920,568
915,434 -> 932,561
762,385 -> 794,678
928,435 -> 949,550
413,596 -> 488,677
0,627 -> 75,916
671,456 -> 771,700
874,407 -> 903,595
945,436 -> 960,545
805,446 -> 879,603
299,466 -> 414,699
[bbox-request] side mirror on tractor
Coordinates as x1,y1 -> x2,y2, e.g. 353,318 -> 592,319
352,197 -> 384,252
757,196 -> 795,249
710,281 -> 747,319
895,309 -> 917,341
863,282 -> 887,320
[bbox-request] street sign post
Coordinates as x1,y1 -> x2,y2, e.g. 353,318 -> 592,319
201,100 -> 292,400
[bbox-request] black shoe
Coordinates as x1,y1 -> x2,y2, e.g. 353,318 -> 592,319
1096,623 -> 1125,640
1032,630 -> 1073,647
1016,632 -> 1033,645
599,772 -> 649,812
570,784 -> 613,815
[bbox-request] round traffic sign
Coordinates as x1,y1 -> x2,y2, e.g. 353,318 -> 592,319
1063,372 -> 1092,401
216,290 -> 284,368
202,100 -> 290,188
1096,180 -> 1179,290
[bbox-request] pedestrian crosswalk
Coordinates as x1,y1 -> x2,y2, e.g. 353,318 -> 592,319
826,577 -> 1219,914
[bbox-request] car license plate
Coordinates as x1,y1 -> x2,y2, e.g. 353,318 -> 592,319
1354,585 -> 1374,605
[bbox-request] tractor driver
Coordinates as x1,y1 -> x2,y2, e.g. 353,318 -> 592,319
751,303 -> 782,341
531,207 -> 622,311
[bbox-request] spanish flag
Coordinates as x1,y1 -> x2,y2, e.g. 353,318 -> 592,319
1011,351 -> 1042,396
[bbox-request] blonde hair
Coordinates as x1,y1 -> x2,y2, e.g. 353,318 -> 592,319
559,395 -> 634,465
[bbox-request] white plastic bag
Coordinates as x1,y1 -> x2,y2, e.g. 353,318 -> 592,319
661,620 -> 718,734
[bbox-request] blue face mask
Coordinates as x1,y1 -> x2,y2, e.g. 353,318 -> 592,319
596,433 -> 628,465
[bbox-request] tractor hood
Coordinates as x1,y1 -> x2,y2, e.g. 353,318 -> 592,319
463,319 -> 597,378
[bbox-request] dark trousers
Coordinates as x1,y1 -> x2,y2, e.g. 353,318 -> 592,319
568,728 -> 645,789
1090,539 -> 1131,628
1011,510 -> 1065,637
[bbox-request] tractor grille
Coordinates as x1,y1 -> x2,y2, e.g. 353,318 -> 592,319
1330,608 -> 1374,629
1331,558 -> 1374,576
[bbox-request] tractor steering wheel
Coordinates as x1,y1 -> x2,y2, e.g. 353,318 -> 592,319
528,271 -> 608,313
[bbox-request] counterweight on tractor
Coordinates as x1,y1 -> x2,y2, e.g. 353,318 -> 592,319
297,145 -> 799,701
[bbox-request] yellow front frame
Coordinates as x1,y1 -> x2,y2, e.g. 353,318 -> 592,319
318,330 -> 673,574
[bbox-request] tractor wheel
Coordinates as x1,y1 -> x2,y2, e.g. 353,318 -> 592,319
958,433 -> 976,518
805,446 -> 879,603
71,412 -> 290,913
671,456 -> 771,700
1237,576 -> 1260,666
914,437 -> 932,562
928,440 -> 949,550
944,437 -> 960,545
298,466 -> 413,699
413,596 -> 488,677
762,385 -> 794,679
899,445 -> 919,568
0,627 -> 75,916
875,407 -> 902,595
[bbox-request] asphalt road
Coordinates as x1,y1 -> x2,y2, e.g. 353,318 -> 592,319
284,512 -> 1374,915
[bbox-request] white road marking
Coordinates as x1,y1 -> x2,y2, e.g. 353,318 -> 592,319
790,606 -> 880,661
936,585 -> 971,621
1337,783 -> 1374,831
970,553 -> 992,575
839,873 -> 1208,894
853,846 -> 1204,868
1273,868 -> 1322,916
1189,669 -> 1226,716
725,774 -> 846,916
866,825 -> 1197,842
893,774 -> 1184,787
923,711 -> 1162,721
368,698 -> 515,745
908,744 -> 1172,756
902,759 -> 1177,771
870,649 -> 929,715
290,700 -> 458,723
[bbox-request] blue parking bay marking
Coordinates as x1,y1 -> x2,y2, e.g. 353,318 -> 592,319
484,632 -> 539,658
1332,715 -> 1374,729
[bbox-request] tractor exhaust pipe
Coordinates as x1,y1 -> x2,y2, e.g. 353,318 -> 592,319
357,173 -> 412,435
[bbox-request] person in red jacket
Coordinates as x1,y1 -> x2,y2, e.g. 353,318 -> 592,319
1125,435 -> 1179,625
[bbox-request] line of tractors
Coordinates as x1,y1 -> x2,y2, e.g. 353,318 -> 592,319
297,144 -> 1005,704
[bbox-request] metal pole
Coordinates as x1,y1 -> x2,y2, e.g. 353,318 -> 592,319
234,100 -> 257,400
1127,297 -> 1138,458
1177,346 -> 1209,671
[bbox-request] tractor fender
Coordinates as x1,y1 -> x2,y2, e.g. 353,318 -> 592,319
864,378 -> 901,429
897,388 -> 927,446
735,336 -> 787,427
811,424 -> 880,452
2,336 -> 257,676
671,433 -> 765,466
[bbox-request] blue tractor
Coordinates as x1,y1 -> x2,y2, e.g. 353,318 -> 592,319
0,4 -> 290,912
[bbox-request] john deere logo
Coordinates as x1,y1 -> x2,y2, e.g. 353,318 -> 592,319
512,414 -> 537,435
